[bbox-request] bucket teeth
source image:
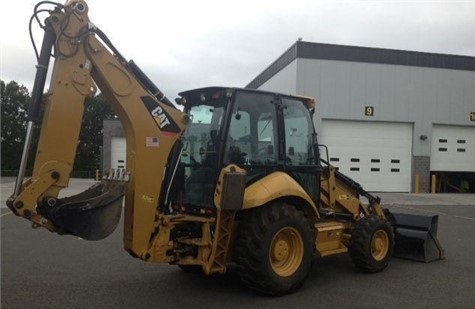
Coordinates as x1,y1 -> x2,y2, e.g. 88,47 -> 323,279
38,172 -> 130,240
103,169 -> 129,181
122,170 -> 130,182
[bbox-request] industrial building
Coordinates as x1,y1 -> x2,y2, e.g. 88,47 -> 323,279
103,41 -> 475,193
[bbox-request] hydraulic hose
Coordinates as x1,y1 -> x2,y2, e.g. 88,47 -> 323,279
27,20 -> 56,123
12,19 -> 56,199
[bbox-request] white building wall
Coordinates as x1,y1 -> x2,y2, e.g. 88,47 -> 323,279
258,60 -> 298,94
295,58 -> 475,157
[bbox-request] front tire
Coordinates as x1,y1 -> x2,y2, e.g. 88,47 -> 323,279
349,215 -> 395,273
233,202 -> 314,295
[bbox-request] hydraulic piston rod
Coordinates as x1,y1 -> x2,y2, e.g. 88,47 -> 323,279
12,21 -> 56,199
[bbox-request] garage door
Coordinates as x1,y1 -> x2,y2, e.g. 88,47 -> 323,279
111,137 -> 126,170
320,120 -> 413,192
430,125 -> 475,172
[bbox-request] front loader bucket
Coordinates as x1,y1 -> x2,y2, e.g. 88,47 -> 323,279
39,180 -> 127,241
391,213 -> 445,262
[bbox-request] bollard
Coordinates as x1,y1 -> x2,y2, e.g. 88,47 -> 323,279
431,174 -> 437,194
414,174 -> 420,193
95,169 -> 100,181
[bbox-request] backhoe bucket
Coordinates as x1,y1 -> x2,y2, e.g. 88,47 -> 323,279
391,213 -> 445,262
39,181 -> 127,241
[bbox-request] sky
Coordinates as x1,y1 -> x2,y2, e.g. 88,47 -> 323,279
1,0 -> 475,100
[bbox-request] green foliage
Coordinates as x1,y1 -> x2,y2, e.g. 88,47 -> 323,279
74,93 -> 116,173
1,80 -> 31,172
1,79 -> 116,177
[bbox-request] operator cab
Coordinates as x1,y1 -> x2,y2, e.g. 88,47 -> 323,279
167,87 -> 321,215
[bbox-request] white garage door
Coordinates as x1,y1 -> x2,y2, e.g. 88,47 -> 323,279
320,120 -> 413,192
111,137 -> 126,170
430,125 -> 475,172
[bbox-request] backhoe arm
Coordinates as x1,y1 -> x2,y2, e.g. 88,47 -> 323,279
7,1 -> 188,258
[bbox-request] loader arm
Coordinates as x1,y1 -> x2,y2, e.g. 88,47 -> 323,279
319,159 -> 384,219
319,159 -> 445,262
7,1 -> 188,258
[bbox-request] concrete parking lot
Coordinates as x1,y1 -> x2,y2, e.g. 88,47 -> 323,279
2,178 -> 474,309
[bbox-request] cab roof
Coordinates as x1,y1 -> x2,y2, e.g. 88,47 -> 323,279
177,87 -> 316,110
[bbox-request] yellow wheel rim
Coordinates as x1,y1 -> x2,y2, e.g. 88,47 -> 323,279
269,227 -> 304,277
371,230 -> 389,261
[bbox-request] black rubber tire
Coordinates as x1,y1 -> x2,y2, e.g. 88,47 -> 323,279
178,265 -> 203,274
383,208 -> 396,226
349,215 -> 395,273
233,202 -> 314,295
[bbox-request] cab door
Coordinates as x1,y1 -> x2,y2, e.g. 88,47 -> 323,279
281,97 -> 321,203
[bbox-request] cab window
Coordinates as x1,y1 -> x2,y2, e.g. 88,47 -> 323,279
224,92 -> 277,166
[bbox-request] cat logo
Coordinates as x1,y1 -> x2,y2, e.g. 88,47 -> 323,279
151,106 -> 171,129
141,96 -> 181,133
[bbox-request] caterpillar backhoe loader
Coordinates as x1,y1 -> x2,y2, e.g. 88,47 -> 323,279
7,0 -> 444,295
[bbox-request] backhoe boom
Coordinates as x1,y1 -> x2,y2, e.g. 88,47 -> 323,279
7,0 -> 188,258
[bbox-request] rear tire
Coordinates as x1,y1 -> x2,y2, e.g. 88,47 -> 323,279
233,202 -> 314,295
350,215 -> 394,273
178,265 -> 203,274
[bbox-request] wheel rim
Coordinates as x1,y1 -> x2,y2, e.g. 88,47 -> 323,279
269,227 -> 304,277
371,230 -> 389,261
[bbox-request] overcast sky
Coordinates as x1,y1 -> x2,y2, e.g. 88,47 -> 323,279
1,0 -> 474,100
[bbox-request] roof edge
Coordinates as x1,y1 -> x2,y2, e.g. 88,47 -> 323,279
246,41 -> 475,89
246,42 -> 298,89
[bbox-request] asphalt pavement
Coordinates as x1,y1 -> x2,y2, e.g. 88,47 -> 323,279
1,178 -> 474,309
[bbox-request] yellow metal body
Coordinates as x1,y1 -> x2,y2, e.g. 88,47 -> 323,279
10,1 -> 187,259
243,172 -> 319,216
320,166 -> 366,219
314,164 -> 387,257
9,0 -> 392,277
315,222 -> 349,257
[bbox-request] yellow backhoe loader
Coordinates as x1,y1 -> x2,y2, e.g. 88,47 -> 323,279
7,0 -> 444,295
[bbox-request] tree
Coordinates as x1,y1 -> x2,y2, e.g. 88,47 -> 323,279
1,80 -> 31,174
74,93 -> 116,175
1,79 -> 116,177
